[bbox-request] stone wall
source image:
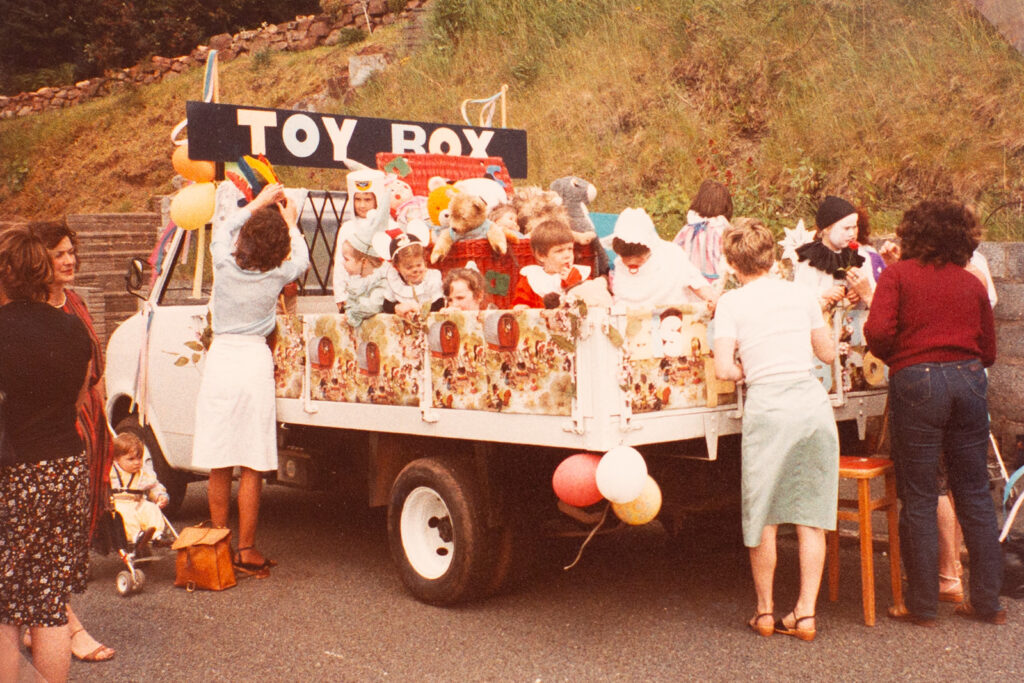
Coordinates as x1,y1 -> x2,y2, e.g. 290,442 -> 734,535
0,0 -> 430,119
0,214 -> 160,346
971,0 -> 1024,55
980,241 -> 1024,470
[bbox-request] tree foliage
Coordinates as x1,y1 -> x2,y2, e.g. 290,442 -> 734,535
0,0 -> 320,93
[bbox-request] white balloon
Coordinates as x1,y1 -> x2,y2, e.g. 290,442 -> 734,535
595,446 -> 648,503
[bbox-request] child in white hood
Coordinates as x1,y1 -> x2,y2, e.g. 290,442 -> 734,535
611,207 -> 716,310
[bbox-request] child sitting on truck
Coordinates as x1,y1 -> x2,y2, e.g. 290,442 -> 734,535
378,221 -> 444,319
333,170 -> 392,312
336,178 -> 393,326
610,207 -> 716,311
793,195 -> 874,308
512,220 -> 591,309
109,432 -> 168,550
672,178 -> 733,287
442,267 -> 490,311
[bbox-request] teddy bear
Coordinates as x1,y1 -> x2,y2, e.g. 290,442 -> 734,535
430,193 -> 511,263
426,180 -> 459,229
549,175 -> 607,274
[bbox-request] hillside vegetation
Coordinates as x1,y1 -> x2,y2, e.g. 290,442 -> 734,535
2,0 -> 1024,240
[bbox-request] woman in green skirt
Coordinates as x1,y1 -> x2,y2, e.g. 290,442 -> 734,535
713,218 -> 839,642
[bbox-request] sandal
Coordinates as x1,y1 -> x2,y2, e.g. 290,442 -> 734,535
938,574 -> 964,603
70,627 -> 115,662
748,612 -> 774,638
774,613 -> 816,641
233,547 -> 273,576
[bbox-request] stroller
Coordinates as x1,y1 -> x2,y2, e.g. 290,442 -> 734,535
100,486 -> 179,596
992,436 -> 1024,599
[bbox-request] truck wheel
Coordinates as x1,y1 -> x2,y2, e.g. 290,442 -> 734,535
387,457 -> 493,605
116,417 -> 188,517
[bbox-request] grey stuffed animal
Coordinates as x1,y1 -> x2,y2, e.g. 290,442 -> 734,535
549,175 -> 607,275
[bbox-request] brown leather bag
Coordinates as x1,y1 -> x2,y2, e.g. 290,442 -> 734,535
171,523 -> 236,591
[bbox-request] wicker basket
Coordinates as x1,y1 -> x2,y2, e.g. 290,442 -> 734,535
376,153 -> 514,198
435,239 -> 599,309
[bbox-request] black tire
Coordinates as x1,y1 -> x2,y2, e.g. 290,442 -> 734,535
115,416 -> 188,518
387,456 -> 495,605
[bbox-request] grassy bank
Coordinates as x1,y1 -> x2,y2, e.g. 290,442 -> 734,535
2,0 -> 1024,240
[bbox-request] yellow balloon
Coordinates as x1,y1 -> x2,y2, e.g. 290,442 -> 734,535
172,141 -> 216,183
170,182 -> 216,231
611,475 -> 662,526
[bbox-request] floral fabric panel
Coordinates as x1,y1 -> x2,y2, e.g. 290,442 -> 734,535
427,309 -> 575,416
615,307 -> 732,413
810,307 -> 887,394
306,314 -> 424,406
272,315 -> 305,399
836,308 -> 887,392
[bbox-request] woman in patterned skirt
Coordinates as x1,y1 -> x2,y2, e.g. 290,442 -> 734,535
27,220 -> 116,662
0,226 -> 94,681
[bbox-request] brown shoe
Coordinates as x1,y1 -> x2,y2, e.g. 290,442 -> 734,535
954,603 -> 1007,625
886,605 -> 938,627
748,612 -> 774,638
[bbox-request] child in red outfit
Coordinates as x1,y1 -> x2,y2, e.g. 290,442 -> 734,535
512,220 -> 590,309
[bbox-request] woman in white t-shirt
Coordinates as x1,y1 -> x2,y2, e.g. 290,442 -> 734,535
713,218 -> 838,642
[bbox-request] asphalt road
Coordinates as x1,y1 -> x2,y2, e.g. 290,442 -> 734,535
21,481 -> 1023,681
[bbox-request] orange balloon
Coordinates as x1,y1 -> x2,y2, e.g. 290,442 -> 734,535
172,141 -> 216,183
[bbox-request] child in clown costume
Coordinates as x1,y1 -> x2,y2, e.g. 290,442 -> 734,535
792,196 -> 874,308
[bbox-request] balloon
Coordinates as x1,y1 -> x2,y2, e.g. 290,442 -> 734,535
552,453 -> 602,508
170,182 -> 216,231
595,446 -> 647,504
612,475 -> 662,525
172,141 -> 216,183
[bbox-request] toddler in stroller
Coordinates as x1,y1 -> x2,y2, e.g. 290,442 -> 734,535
106,432 -> 177,595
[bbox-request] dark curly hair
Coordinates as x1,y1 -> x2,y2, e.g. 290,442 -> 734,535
897,200 -> 979,267
27,219 -> 81,272
234,207 -> 291,272
611,237 -> 650,258
0,227 -> 54,302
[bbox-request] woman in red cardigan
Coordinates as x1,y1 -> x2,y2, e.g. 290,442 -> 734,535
864,200 -> 1004,627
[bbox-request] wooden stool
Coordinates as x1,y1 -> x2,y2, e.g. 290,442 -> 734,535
827,455 -> 905,626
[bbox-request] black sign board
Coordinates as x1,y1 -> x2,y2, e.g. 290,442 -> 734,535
185,101 -> 528,177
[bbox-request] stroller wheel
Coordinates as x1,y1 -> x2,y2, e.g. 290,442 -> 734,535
116,570 -> 133,596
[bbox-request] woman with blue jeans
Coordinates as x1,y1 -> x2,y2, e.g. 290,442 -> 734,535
865,200 -> 1004,625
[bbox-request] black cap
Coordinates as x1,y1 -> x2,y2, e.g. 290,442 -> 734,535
815,196 -> 857,230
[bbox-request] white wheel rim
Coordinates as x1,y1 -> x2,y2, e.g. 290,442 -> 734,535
400,486 -> 455,580
116,572 -> 131,594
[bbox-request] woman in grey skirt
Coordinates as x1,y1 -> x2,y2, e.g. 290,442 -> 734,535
713,218 -> 838,642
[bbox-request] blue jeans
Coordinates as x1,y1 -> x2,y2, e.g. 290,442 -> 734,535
889,360 -> 1003,618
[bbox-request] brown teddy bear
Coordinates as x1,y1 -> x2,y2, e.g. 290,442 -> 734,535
430,193 -> 512,263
